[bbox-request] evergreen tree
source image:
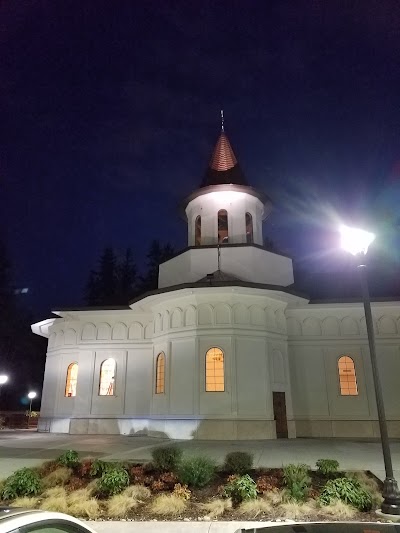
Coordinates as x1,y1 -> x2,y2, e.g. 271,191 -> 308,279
139,240 -> 175,293
85,270 -> 100,306
116,248 -> 137,303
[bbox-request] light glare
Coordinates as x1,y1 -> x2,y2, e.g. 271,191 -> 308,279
340,225 -> 376,256
0,375 -> 8,385
28,391 -> 37,399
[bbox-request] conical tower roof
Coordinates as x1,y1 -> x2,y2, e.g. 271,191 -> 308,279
200,130 -> 248,187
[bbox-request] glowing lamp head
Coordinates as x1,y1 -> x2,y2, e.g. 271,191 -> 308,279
0,375 -> 8,385
339,225 -> 376,256
28,391 -> 37,400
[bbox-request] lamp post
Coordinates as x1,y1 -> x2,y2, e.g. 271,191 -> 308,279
27,391 -> 37,419
0,374 -> 8,401
340,224 -> 400,515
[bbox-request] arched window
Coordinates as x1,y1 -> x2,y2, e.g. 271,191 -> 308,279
65,363 -> 78,397
155,352 -> 165,394
99,358 -> 116,396
338,356 -> 358,395
246,212 -> 253,243
195,216 -> 202,246
218,210 -> 229,244
206,347 -> 225,391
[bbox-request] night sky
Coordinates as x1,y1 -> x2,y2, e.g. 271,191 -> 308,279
2,1 -> 400,318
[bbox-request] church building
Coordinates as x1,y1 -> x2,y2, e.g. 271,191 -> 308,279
31,124 -> 400,440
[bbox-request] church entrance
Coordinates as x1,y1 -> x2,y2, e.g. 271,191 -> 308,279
273,391 -> 288,438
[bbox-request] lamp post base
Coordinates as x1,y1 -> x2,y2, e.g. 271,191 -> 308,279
381,478 -> 400,515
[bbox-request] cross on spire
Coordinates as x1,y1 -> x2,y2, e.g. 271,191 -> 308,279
220,109 -> 224,132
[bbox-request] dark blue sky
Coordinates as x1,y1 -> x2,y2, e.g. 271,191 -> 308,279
2,1 -> 400,317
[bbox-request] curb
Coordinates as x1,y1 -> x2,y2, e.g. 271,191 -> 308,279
87,520 -> 294,532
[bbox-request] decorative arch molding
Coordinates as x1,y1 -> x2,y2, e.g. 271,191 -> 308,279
163,311 -> 170,331
322,316 -> 340,336
215,303 -> 231,325
184,305 -> 196,327
64,328 -> 77,345
81,323 -> 96,341
49,332 -> 56,348
198,304 -> 213,326
250,305 -> 265,326
287,317 -> 301,336
128,322 -> 143,340
233,303 -> 250,325
170,308 -> 183,329
154,313 -> 162,334
302,317 -> 321,336
275,309 -> 286,332
265,307 -> 276,330
112,322 -> 127,340
377,315 -> 397,335
145,323 -> 153,339
97,322 -> 111,340
55,330 -> 64,347
272,349 -> 285,384
340,316 -> 359,336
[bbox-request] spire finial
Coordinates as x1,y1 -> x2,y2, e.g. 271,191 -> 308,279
220,109 -> 224,132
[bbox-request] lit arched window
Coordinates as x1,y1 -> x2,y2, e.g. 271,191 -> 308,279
338,356 -> 358,396
195,216 -> 202,246
246,212 -> 253,243
218,209 -> 228,244
155,352 -> 165,394
99,358 -> 116,396
65,363 -> 78,397
206,347 -> 225,391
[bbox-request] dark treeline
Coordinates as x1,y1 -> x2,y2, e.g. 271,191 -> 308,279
84,240 -> 175,306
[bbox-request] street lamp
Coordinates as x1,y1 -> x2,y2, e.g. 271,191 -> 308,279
340,224 -> 400,515
0,374 -> 8,400
27,391 -> 37,418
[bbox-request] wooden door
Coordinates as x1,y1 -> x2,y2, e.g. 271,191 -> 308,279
273,391 -> 288,438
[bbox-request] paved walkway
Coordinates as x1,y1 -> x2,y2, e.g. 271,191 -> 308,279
0,430 -> 399,481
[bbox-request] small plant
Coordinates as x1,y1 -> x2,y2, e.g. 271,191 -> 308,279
151,445 -> 183,472
57,449 -> 79,468
160,471 -> 178,487
319,477 -> 372,511
256,475 -> 276,494
130,465 -> 145,484
282,464 -> 311,502
2,468 -> 41,500
173,483 -> 191,500
316,459 -> 340,477
224,451 -> 253,475
150,493 -> 187,516
151,479 -> 166,492
224,474 -> 258,505
177,456 -> 215,488
96,466 -> 129,496
78,459 -> 94,478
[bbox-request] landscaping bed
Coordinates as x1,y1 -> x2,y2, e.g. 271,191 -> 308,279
0,448 -> 386,522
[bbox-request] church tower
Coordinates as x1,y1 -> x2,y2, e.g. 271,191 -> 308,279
159,118 -> 294,288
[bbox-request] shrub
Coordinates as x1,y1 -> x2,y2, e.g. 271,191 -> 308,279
2,468 -> 41,500
256,475 -> 276,494
57,450 -> 79,468
173,483 -> 191,500
224,474 -> 258,505
177,456 -> 215,488
224,451 -> 253,475
160,471 -> 178,487
42,467 -> 72,489
97,466 -> 129,496
346,471 -> 383,507
151,479 -> 166,492
150,493 -> 187,516
129,465 -> 145,484
90,459 -> 114,478
78,459 -> 94,478
316,459 -> 340,477
319,477 -> 372,511
151,446 -> 183,472
282,464 -> 311,502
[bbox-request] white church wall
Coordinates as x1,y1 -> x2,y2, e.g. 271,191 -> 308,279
125,347 -> 153,416
169,338 -> 196,416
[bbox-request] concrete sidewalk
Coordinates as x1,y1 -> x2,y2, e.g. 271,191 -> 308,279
0,430 -> 399,481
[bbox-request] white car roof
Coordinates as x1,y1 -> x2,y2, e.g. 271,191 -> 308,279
0,509 -> 98,533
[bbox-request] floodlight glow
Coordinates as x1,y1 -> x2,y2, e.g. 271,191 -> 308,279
27,391 -> 37,399
0,375 -> 8,385
339,225 -> 375,256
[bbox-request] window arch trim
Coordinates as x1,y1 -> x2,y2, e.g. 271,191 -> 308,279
155,352 -> 166,394
65,362 -> 78,397
246,212 -> 254,243
338,355 -> 358,396
218,209 -> 229,244
205,346 -> 225,392
99,358 -> 116,396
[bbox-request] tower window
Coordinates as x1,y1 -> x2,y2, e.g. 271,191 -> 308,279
246,212 -> 253,243
65,362 -> 78,397
338,355 -> 358,396
155,352 -> 165,394
99,358 -> 116,396
195,216 -> 201,246
206,347 -> 225,391
218,210 -> 228,244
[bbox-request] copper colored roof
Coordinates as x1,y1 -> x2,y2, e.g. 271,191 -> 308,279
210,133 -> 237,171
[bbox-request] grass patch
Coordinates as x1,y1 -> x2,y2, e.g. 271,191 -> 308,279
10,496 -> 39,508
347,471 -> 382,507
319,499 -> 357,519
264,489 -> 284,506
123,485 -> 151,500
39,494 -> 69,514
238,497 -> 272,518
43,467 -> 72,489
278,500 -> 317,520
150,494 -> 187,516
107,493 -> 139,518
67,488 -> 93,506
42,487 -> 67,499
68,498 -> 101,520
199,498 -> 232,519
